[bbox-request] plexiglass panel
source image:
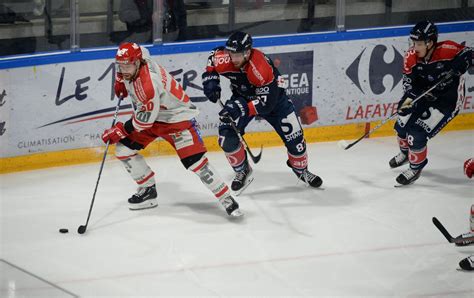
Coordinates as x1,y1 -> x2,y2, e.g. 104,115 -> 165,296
0,0 -> 473,57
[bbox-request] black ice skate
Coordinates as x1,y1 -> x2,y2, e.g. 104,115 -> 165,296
287,161 -> 323,188
459,255 -> 474,271
455,232 -> 474,247
389,152 -> 408,168
396,168 -> 422,186
219,196 -> 244,217
297,169 -> 323,188
128,185 -> 158,210
231,162 -> 254,195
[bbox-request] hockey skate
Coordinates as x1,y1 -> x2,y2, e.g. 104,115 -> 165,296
389,152 -> 408,168
128,185 -> 158,210
287,161 -> 323,188
297,169 -> 323,188
455,232 -> 474,247
459,255 -> 474,271
395,168 -> 422,186
231,162 -> 254,195
219,196 -> 244,217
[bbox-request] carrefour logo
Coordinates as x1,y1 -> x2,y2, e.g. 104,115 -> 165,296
346,44 -> 403,95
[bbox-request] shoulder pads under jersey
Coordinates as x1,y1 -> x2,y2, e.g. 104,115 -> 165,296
431,40 -> 465,62
403,48 -> 418,75
245,49 -> 274,87
133,64 -> 155,103
210,49 -> 237,73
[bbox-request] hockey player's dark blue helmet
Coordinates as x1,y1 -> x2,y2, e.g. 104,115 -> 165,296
225,31 -> 252,53
410,20 -> 438,43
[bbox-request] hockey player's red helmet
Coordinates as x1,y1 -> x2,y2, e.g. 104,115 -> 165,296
116,42 -> 143,64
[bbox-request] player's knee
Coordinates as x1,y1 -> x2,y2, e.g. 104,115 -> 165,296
394,121 -> 407,135
218,128 -> 240,153
115,142 -> 137,159
181,152 -> 206,169
407,131 -> 428,150
119,138 -> 144,151
285,139 -> 306,157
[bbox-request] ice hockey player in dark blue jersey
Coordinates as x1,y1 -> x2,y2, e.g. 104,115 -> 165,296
390,20 -> 473,185
202,31 -> 323,194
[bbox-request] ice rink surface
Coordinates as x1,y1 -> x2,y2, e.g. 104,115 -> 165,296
1,130 -> 473,297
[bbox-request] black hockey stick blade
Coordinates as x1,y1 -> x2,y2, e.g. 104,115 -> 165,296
432,217 -> 454,243
343,137 -> 364,150
248,145 -> 263,163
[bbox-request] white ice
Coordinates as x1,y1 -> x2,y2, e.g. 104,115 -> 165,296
1,130 -> 473,297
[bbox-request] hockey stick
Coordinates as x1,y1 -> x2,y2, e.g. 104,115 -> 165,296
78,96 -> 123,234
432,217 -> 474,244
339,71 -> 455,150
218,99 -> 262,164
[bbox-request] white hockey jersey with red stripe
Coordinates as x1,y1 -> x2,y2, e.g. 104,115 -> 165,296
123,47 -> 199,131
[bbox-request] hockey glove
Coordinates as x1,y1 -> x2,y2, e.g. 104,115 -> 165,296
450,48 -> 472,76
202,71 -> 221,103
397,97 -> 415,116
101,122 -> 129,144
464,158 -> 474,179
115,73 -> 128,98
219,97 -> 248,123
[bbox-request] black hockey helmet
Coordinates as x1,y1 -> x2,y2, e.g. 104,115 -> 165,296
225,31 -> 252,53
410,20 -> 438,43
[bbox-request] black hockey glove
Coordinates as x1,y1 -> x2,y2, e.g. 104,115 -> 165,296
450,47 -> 472,76
219,97 -> 248,123
202,71 -> 221,103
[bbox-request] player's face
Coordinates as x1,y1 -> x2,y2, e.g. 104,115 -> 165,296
412,40 -> 431,58
229,51 -> 247,68
118,62 -> 138,80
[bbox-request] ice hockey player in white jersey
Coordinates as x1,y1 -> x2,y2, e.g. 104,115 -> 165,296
457,159 -> 474,271
101,42 -> 243,217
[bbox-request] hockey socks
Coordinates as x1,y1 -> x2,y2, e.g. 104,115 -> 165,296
116,144 -> 157,209
116,144 -> 156,187
389,137 -> 409,168
189,156 -> 243,216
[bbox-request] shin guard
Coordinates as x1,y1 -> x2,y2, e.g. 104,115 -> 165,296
287,151 -> 308,175
408,146 -> 428,170
189,156 -> 231,200
224,143 -> 247,172
116,143 -> 155,187
398,136 -> 409,154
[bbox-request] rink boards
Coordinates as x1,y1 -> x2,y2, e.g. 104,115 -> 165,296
0,23 -> 473,173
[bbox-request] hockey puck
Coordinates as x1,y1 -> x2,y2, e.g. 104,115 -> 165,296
59,228 -> 69,234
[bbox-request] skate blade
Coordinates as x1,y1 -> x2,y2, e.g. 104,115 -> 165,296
394,180 -> 417,188
233,176 -> 255,196
296,178 -> 325,190
129,199 -> 158,210
229,208 -> 244,217
455,240 -> 474,247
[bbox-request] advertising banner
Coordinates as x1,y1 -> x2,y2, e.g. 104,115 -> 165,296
0,31 -> 472,158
